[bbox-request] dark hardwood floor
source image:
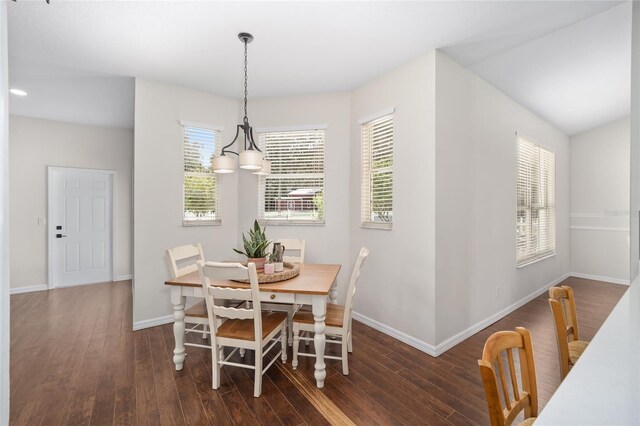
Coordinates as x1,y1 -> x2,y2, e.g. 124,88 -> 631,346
9,277 -> 626,425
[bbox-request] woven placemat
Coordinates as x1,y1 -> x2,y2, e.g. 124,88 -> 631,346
232,262 -> 300,284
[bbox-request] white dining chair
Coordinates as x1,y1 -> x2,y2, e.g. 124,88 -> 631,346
263,238 -> 306,345
166,243 -> 211,347
292,247 -> 369,375
198,260 -> 288,397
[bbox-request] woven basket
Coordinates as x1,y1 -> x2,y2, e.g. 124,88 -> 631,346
232,262 -> 300,284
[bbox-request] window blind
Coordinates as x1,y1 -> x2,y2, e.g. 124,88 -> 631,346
182,125 -> 221,225
258,129 -> 325,224
361,114 -> 394,229
516,136 -> 555,266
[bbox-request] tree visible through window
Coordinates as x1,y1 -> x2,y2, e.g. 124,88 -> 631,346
182,124 -> 221,225
361,113 -> 394,229
516,136 -> 555,266
258,129 -> 325,224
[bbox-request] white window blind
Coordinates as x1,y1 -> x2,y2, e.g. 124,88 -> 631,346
361,114 -> 394,229
258,129 -> 325,224
182,124 -> 221,226
516,136 -> 555,266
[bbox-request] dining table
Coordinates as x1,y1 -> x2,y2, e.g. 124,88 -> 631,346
164,263 -> 341,388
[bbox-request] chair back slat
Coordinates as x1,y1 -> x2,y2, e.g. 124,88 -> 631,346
210,286 -> 253,301
167,243 -> 205,278
342,247 -> 369,328
506,349 -> 520,402
213,306 -> 254,320
478,327 -> 538,426
198,261 -> 263,345
496,356 -> 511,410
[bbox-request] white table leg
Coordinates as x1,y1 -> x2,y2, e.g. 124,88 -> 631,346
329,279 -> 338,304
171,287 -> 186,370
312,295 -> 327,388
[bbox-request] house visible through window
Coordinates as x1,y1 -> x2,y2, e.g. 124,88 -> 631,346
258,128 -> 325,224
181,123 -> 221,226
516,136 -> 555,266
361,113 -> 394,229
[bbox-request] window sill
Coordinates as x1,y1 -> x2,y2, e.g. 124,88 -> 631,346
361,222 -> 393,230
259,219 -> 325,226
517,252 -> 556,268
182,219 -> 222,227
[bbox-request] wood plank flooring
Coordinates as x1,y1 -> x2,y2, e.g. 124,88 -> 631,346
9,277 -> 626,425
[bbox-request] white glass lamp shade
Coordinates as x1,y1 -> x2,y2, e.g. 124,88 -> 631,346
252,159 -> 271,175
239,150 -> 263,170
212,155 -> 236,174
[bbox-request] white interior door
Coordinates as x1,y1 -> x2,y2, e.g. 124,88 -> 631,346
49,167 -> 113,287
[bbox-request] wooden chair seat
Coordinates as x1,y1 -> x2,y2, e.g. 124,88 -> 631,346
185,301 -> 208,318
518,417 -> 536,426
294,303 -> 345,327
568,340 -> 589,365
218,312 -> 288,341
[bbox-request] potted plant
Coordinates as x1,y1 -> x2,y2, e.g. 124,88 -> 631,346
233,220 -> 270,271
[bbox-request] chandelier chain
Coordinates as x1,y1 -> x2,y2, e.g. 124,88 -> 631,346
243,38 -> 248,123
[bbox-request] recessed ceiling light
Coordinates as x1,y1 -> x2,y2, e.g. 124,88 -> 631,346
9,88 -> 27,96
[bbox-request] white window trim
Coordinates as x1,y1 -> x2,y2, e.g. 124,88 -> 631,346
360,109 -> 394,230
181,122 -> 222,227
179,120 -> 224,132
358,107 -> 396,125
257,126 -> 326,226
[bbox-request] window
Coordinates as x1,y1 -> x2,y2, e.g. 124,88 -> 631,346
181,122 -> 221,226
516,136 -> 555,266
361,113 -> 394,229
258,128 -> 325,224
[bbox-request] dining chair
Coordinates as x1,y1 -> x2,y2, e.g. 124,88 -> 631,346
273,238 -> 306,263
198,260 -> 287,397
548,285 -> 589,380
166,243 -> 211,347
478,327 -> 538,426
263,238 -> 306,345
291,247 -> 369,375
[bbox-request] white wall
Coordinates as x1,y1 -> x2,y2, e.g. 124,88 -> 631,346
349,53 -> 437,348
133,79 -> 239,325
631,1 -> 640,282
0,2 -> 10,422
8,115 -> 133,289
570,117 -> 630,283
434,51 -> 571,346
236,93 -> 353,301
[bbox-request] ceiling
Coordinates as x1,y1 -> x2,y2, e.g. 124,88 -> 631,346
7,1 -> 631,134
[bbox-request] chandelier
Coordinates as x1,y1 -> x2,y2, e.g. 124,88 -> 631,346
212,33 -> 270,175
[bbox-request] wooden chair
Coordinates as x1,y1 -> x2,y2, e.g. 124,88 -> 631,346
198,260 -> 287,397
478,327 -> 538,426
263,238 -> 306,345
549,285 -> 589,380
291,247 -> 369,375
166,244 -> 210,348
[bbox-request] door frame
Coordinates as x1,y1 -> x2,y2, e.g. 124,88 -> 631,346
47,166 -> 117,289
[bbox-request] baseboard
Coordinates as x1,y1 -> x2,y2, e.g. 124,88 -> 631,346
352,311 -> 437,356
433,273 -> 571,355
9,285 -> 48,295
354,272 -> 570,358
569,272 -> 630,286
133,314 -> 174,331
115,274 -> 132,281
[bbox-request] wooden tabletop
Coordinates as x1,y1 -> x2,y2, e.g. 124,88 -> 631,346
164,263 -> 341,295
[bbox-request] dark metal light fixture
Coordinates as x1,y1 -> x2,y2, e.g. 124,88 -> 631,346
213,32 -> 270,175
